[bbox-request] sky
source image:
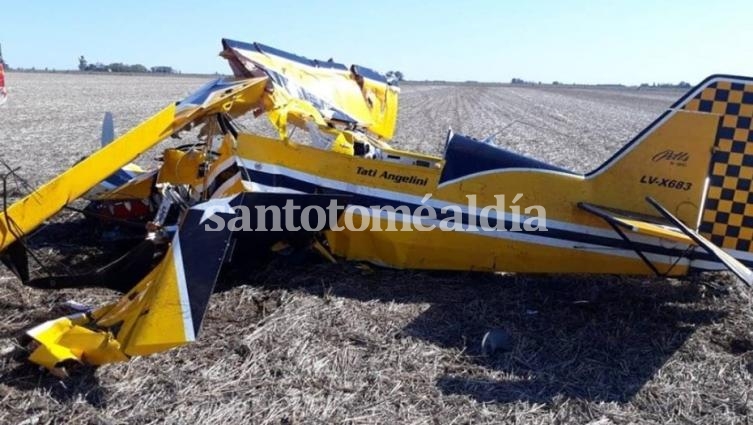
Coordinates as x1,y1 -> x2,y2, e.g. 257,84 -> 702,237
1,0 -> 751,85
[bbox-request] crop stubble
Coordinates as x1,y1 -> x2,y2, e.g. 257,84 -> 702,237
0,73 -> 751,424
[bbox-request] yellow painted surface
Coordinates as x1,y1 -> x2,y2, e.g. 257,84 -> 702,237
238,110 -> 716,275
0,105 -> 176,251
613,217 -> 694,244
123,245 -> 193,356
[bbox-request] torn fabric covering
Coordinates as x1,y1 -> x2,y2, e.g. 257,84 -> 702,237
221,39 -> 399,139
175,77 -> 268,121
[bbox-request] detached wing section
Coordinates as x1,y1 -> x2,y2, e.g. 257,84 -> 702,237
579,198 -> 753,286
0,105 -> 175,253
221,39 -> 399,139
0,77 -> 267,254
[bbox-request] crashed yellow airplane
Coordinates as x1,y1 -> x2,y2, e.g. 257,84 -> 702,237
3,39 -> 753,374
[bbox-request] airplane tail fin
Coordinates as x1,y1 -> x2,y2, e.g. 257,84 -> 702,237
588,76 -> 753,254
688,79 -> 753,253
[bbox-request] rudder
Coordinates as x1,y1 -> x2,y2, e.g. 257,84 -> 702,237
683,78 -> 753,253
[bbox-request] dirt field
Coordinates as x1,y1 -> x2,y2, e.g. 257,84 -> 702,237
1,72 -> 752,424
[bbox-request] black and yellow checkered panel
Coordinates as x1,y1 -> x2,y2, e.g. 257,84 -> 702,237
684,81 -> 753,251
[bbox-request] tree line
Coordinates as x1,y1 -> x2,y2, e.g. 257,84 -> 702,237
78,56 -> 175,74
511,77 -> 693,88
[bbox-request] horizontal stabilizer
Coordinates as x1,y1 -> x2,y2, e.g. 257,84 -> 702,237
646,197 -> 753,286
578,202 -> 693,244
24,195 -> 240,372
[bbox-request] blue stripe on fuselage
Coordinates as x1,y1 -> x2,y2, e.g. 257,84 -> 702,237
103,168 -> 136,187
242,168 -> 727,264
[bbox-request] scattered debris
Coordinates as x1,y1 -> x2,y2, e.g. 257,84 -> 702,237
481,328 -> 513,355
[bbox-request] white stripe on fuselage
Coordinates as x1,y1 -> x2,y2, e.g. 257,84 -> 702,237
351,207 -> 691,267
240,158 -> 697,267
241,159 -> 691,246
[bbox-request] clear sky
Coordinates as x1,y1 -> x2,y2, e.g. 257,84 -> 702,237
1,0 -> 751,85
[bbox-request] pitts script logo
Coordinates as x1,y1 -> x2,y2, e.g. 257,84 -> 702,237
652,149 -> 689,166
